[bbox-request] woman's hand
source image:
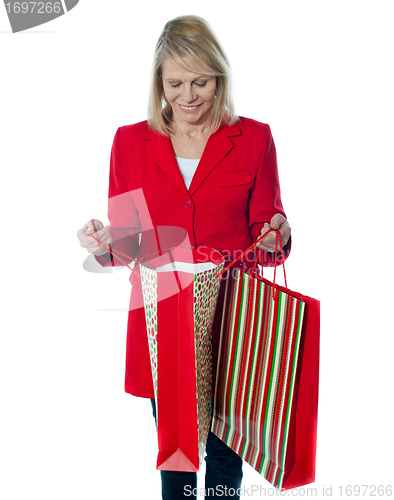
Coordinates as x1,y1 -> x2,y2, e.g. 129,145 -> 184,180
77,219 -> 113,256
255,214 -> 291,253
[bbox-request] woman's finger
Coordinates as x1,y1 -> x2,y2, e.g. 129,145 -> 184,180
256,221 -> 286,251
87,219 -> 104,232
270,213 -> 286,229
87,231 -> 112,254
77,219 -> 105,247
256,237 -> 277,252
261,223 -> 276,239
87,243 -> 108,255
87,228 -> 109,245
278,220 -> 291,246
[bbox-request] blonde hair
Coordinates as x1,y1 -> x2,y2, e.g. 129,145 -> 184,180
147,15 -> 238,136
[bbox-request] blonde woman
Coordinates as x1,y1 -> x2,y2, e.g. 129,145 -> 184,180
77,15 -> 291,500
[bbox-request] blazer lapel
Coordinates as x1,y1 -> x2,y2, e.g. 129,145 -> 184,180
143,129 -> 189,197
141,120 -> 242,197
188,121 -> 241,196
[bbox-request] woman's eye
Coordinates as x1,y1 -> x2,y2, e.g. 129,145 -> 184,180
168,81 -> 207,88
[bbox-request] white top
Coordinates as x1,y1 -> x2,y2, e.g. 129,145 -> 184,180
175,157 -> 200,190
155,262 -> 218,274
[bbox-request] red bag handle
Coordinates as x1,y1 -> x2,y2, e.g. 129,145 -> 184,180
88,229 -> 141,278
88,225 -> 185,287
249,229 -> 287,289
87,223 -> 287,289
215,228 -> 288,300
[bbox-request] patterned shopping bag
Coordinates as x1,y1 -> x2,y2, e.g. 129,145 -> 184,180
139,246 -> 225,472
212,231 -> 320,490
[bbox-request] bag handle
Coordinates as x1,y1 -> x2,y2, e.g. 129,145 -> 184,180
89,233 -> 141,278
88,226 -> 184,287
215,228 -> 288,300
88,224 -> 287,288
248,229 -> 287,289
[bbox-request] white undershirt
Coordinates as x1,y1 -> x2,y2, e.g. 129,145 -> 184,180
175,157 -> 200,190
155,261 -> 217,273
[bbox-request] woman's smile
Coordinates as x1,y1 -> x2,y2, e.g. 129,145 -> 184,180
177,102 -> 203,112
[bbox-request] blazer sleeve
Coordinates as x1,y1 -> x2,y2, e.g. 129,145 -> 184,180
248,124 -> 291,266
95,127 -> 141,268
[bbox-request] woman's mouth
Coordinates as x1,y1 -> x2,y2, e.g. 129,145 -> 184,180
177,102 -> 203,112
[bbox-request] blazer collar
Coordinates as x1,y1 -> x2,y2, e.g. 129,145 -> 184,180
140,120 -> 242,197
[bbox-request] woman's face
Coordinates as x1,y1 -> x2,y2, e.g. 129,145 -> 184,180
162,59 -> 217,130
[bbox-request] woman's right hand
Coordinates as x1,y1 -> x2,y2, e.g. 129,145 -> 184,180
77,219 -> 113,256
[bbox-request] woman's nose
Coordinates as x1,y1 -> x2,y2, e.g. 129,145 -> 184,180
181,84 -> 196,104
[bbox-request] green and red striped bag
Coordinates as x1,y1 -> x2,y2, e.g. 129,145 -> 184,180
212,231 -> 320,491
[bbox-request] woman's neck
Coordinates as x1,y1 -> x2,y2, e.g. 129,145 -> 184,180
171,118 -> 211,139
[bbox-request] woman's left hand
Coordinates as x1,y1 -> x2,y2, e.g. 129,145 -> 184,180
255,214 -> 291,253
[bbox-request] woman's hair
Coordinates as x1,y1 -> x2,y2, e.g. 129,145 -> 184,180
148,15 -> 238,136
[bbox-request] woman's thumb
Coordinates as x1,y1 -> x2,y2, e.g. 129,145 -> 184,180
270,213 -> 286,229
86,218 -> 104,233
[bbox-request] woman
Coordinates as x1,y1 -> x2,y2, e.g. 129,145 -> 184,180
77,15 -> 291,500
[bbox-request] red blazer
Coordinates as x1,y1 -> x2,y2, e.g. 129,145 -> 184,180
95,116 -> 291,399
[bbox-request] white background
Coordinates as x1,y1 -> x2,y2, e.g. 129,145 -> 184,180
1,1 -> 393,499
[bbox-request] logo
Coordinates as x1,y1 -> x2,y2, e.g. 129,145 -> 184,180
3,0 -> 79,33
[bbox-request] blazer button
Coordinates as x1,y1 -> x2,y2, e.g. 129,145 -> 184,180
184,200 -> 192,209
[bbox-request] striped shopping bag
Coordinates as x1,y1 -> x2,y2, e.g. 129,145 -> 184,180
212,230 -> 320,490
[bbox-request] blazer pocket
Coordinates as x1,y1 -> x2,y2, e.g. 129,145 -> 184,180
215,170 -> 252,187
